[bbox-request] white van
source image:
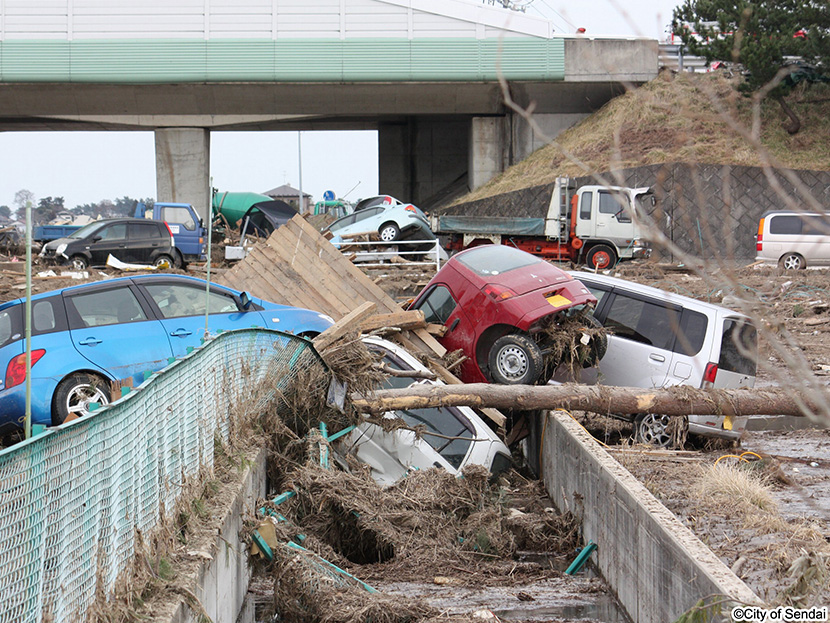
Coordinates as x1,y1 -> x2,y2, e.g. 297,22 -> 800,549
569,272 -> 758,447
755,211 -> 830,269
334,336 -> 512,486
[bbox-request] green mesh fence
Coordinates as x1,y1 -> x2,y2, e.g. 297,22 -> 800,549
0,328 -> 323,623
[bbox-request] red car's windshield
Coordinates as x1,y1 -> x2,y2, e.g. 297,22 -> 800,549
455,245 -> 541,276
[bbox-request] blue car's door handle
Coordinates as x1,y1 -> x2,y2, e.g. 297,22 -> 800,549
78,337 -> 102,346
169,328 -> 193,337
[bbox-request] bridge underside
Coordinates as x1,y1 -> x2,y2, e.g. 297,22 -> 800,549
0,35 -> 658,214
0,80 -> 625,214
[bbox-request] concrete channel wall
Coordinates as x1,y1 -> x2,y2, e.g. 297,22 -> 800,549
537,411 -> 762,623
166,450 -> 267,623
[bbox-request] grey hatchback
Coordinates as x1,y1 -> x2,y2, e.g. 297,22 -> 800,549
41,218 -> 177,269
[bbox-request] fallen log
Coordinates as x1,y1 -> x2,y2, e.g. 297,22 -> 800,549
351,383 -> 828,419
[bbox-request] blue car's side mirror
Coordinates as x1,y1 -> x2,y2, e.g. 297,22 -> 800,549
240,292 -> 252,310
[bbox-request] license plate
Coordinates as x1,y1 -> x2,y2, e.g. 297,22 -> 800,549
546,294 -> 572,308
723,415 -> 733,430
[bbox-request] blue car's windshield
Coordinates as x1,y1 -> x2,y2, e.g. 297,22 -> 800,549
67,221 -> 108,239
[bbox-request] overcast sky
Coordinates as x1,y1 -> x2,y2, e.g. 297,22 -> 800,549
0,0 -> 680,212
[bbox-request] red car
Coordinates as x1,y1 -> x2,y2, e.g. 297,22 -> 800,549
409,245 -> 600,385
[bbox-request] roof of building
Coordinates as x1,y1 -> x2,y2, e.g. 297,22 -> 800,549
263,184 -> 311,198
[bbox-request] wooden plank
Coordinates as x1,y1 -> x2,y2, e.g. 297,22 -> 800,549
242,241 -> 333,314
266,223 -> 368,316
360,309 -> 425,333
313,302 -> 377,353
425,323 -> 447,337
286,217 -> 401,313
266,219 -> 363,313
230,246 -> 317,311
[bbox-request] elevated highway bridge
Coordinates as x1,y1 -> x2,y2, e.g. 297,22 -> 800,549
0,0 -> 658,218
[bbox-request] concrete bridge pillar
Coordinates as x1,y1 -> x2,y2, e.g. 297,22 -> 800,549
378,117 -> 469,208
469,116 -> 507,191
155,128 -> 211,222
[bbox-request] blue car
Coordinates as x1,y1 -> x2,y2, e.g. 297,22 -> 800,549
0,274 -> 334,437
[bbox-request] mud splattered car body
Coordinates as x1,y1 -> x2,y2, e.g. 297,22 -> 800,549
409,245 -> 601,385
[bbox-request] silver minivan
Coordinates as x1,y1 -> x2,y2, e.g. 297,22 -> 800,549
755,211 -> 830,269
570,272 -> 758,447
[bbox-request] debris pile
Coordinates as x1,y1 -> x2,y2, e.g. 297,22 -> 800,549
257,461 -> 579,623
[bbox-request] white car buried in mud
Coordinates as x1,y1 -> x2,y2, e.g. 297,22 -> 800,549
333,336 -> 511,486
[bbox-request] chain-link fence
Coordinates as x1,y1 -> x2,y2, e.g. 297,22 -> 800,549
0,329 -> 322,623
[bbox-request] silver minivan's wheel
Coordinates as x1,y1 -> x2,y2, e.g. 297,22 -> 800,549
488,334 -> 544,385
379,222 -> 400,242
52,373 -> 110,425
779,253 -> 805,270
634,413 -> 685,448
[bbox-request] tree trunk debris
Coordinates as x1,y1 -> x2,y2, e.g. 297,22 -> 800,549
351,383 -> 826,419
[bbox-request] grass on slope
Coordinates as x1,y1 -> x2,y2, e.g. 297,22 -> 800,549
457,72 -> 830,204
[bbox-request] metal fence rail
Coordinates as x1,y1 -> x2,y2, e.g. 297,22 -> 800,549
0,329 -> 321,623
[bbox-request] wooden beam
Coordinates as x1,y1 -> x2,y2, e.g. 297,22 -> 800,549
312,301 -> 377,352
360,309 -> 425,333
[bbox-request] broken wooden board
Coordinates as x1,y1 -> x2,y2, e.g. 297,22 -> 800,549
360,309 -> 425,333
313,302 -> 377,353
216,215 -> 445,358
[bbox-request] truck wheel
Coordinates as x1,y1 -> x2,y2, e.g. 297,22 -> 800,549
379,222 -> 400,242
69,255 -> 89,270
779,253 -> 805,270
586,245 -> 616,270
488,334 -> 544,385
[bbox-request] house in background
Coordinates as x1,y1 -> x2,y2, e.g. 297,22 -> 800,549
263,184 -> 312,213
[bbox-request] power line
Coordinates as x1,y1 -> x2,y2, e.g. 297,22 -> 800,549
536,0 -> 578,33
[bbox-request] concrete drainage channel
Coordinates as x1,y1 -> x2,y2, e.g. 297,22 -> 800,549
531,411 -> 762,622
166,411 -> 761,623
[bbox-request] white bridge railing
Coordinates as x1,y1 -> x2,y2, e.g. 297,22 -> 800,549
338,238 -> 443,271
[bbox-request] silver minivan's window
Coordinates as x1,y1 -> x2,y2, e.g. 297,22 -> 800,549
672,309 -> 708,356
769,214 -> 830,236
604,294 -> 680,351
718,319 -> 757,376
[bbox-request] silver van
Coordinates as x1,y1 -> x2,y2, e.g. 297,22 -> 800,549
755,211 -> 830,269
569,272 -> 758,447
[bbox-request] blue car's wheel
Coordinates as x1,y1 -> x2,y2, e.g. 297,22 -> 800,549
52,373 -> 110,425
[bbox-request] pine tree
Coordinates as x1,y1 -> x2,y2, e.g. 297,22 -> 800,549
672,0 -> 830,133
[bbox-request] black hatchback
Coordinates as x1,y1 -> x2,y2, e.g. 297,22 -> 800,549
41,218 -> 177,269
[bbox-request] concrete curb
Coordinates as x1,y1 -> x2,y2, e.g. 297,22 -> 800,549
163,449 -> 267,623
539,411 -> 762,623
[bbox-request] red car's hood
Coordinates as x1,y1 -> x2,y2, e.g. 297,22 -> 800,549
483,262 -> 572,294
